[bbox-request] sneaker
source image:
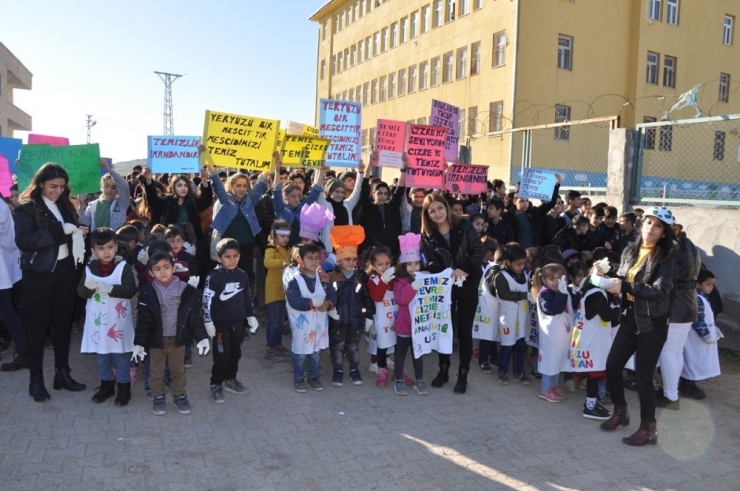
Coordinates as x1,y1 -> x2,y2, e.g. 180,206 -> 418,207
578,378 -> 587,390
265,348 -> 285,362
597,394 -> 613,408
152,395 -> 166,415
402,368 -> 414,386
173,394 -> 192,415
294,380 -> 307,393
414,380 -> 429,395
183,353 -> 193,368
224,378 -> 249,395
538,388 -> 564,403
307,378 -> 323,391
582,402 -> 611,420
497,374 -> 509,385
514,373 -> 532,386
349,369 -> 363,386
655,390 -> 680,410
564,379 -> 577,392
386,358 -> 395,370
680,380 -> 706,400
276,345 -> 291,357
332,369 -> 344,387
394,380 -> 408,395
368,362 -> 378,373
553,385 -> 565,398
472,348 -> 480,361
478,361 -> 492,374
210,383 -> 225,404
376,367 -> 388,388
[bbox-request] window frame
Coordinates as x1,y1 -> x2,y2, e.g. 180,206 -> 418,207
433,0 -> 443,28
443,51 -> 454,83
724,15 -> 734,45
398,68 -> 407,96
648,0 -> 661,21
401,17 -> 409,43
489,101 -> 503,133
713,130 -> 726,161
659,125 -> 672,152
419,60 -> 429,90
390,22 -> 398,48
411,11 -> 419,38
379,75 -> 387,102
646,51 -> 660,84
388,72 -> 396,99
409,64 -> 418,93
643,117 -> 656,150
663,55 -> 676,88
493,31 -> 506,67
421,5 -> 430,33
666,0 -> 679,25
554,104 -> 571,141
446,0 -> 456,23
557,35 -> 573,71
456,46 -> 468,80
471,41 -> 481,75
431,56 -> 441,87
719,73 -> 730,102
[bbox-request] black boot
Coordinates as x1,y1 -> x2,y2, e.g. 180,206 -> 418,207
114,382 -> 132,407
53,366 -> 86,391
91,380 -> 116,403
1,351 -> 27,372
29,372 -> 50,402
454,368 -> 469,394
622,420 -> 658,446
431,364 -> 450,388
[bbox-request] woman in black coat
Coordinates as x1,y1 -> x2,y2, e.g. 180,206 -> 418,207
420,194 -> 484,394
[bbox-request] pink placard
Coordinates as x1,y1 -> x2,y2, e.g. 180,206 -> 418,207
28,134 -> 70,146
405,125 -> 447,188
430,99 -> 460,162
0,156 -> 12,197
445,164 -> 488,194
375,119 -> 406,168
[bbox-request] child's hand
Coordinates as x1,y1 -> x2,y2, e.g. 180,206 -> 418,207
187,276 -> 200,288
557,276 -> 568,294
701,333 -> 717,344
380,267 -> 396,284
527,292 -> 536,304
196,338 -> 211,356
137,248 -> 149,265
317,301 -> 330,312
328,308 -> 340,320
204,322 -> 216,338
364,318 -> 374,332
131,345 -> 147,362
173,263 -> 188,273
84,276 -> 97,290
411,278 -> 425,290
95,282 -> 113,294
247,316 -> 260,334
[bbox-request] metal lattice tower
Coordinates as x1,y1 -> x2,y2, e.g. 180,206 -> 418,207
154,71 -> 183,135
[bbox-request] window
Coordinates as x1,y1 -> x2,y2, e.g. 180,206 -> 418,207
389,72 -> 396,99
663,56 -> 676,88
493,31 -> 506,67
358,42 -> 364,63
666,0 -> 678,25
369,127 -> 376,147
363,82 -> 370,106
347,5 -> 353,24
474,0 -> 483,10
433,1 -> 443,27
458,109 -> 466,137
390,23 -> 398,48
333,15 -> 338,34
397,69 -> 406,96
356,85 -> 362,102
420,61 -> 429,89
401,17 -> 408,43
409,65 -> 418,93
417,117 -> 427,125
361,129 -> 368,148
379,76 -> 387,102
411,11 -> 419,38
338,51 -> 343,72
646,51 -> 659,84
354,1 -> 360,20
659,126 -> 672,151
366,37 -> 372,60
331,55 -> 337,75
373,32 -> 380,56
340,11 -> 345,30
320,60 -> 326,80
468,106 -> 478,134
554,104 -> 571,140
648,0 -> 661,21
719,73 -> 730,102
322,22 -> 327,41
460,0 -> 470,16
350,46 -> 356,67
382,27 -> 389,52
643,117 -> 656,150
431,56 -> 441,86
371,79 -> 378,104
557,35 -> 573,70
422,5 -> 431,33
446,0 -> 456,22
348,88 -> 354,102
344,48 -> 350,68
489,101 -> 503,133
724,16 -> 734,45
471,41 -> 481,75
342,90 -> 347,101
456,47 -> 468,79
714,131 -> 726,160
443,51 -> 454,82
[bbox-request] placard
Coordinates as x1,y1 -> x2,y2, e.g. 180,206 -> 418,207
405,125 -> 447,188
281,134 -> 331,169
28,134 -> 70,146
147,136 -> 201,173
287,120 -> 319,137
411,268 -> 454,359
318,99 -> 361,168
0,156 -> 12,197
202,110 -> 279,171
375,119 -> 406,168
0,137 -> 23,174
518,168 -> 557,201
445,164 -> 488,194
430,99 -> 460,162
17,144 -> 101,194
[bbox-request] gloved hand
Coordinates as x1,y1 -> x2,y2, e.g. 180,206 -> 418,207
95,282 -> 113,294
131,345 -> 147,362
411,278 -> 425,290
137,248 -> 149,265
187,275 -> 200,288
365,318 -> 374,332
84,276 -> 97,290
204,321 -> 216,338
380,267 -> 396,284
63,223 -> 78,235
328,309 -> 340,320
453,276 -> 466,288
701,333 -> 717,344
590,272 -> 612,289
173,263 -> 188,273
594,257 -> 611,275
247,316 -> 259,334
716,327 -> 724,339
197,338 -> 211,356
184,241 -> 196,255
527,292 -> 536,304
557,276 -> 569,294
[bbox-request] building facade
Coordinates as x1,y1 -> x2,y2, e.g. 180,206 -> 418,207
0,42 -> 32,137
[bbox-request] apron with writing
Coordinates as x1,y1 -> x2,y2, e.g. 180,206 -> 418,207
536,287 -> 573,376
682,294 -> 721,380
369,277 -> 398,350
570,288 -> 612,372
497,270 -> 529,347
473,263 -> 499,341
287,274 -> 329,355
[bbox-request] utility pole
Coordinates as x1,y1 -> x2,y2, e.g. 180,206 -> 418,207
85,114 -> 96,143
154,71 -> 183,135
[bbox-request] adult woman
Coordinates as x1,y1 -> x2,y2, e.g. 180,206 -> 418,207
317,160 -> 364,253
420,193 -> 484,394
79,158 -> 131,231
15,164 -> 89,401
0,197 -> 26,371
358,154 -> 406,257
601,206 -> 677,446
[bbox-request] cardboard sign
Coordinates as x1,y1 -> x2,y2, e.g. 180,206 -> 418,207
0,156 -> 12,197
202,110 -> 279,171
0,137 -> 23,174
411,268 -> 454,359
17,144 -> 101,194
28,134 -> 70,146
318,99 -> 361,168
430,99 -> 460,162
280,134 -> 331,169
375,119 -> 406,168
445,164 -> 488,194
405,125 -> 447,188
518,168 -> 557,201
287,120 -> 319,137
147,136 -> 201,173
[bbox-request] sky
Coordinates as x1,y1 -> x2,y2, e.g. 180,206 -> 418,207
4,0 -> 327,163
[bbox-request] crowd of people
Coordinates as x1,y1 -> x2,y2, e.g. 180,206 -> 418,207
0,150 -> 723,447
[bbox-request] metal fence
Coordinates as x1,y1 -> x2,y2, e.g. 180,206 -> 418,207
633,114 -> 740,208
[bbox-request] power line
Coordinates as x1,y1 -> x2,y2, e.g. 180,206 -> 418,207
154,71 -> 183,135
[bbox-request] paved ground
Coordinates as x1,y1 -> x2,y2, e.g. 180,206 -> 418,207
0,330 -> 738,491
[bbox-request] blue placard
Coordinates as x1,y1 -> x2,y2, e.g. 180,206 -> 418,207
318,99 -> 361,168
518,168 -> 557,201
0,137 -> 23,174
147,136 -> 201,173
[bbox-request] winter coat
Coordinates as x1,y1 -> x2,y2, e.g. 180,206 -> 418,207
0,200 -> 21,289
210,173 -> 268,237
80,168 -> 131,231
134,282 -> 208,348
358,181 -> 406,257
500,184 -> 560,246
327,269 -> 375,330
421,219 -> 484,291
670,232 -> 702,323
14,200 -> 78,273
393,277 -> 417,336
143,179 -> 213,242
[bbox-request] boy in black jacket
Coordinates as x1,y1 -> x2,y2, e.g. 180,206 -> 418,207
202,239 -> 259,403
133,253 -> 209,416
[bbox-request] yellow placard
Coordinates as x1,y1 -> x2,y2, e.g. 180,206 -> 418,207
287,120 -> 319,137
202,110 -> 279,171
280,133 -> 330,168
275,129 -> 286,152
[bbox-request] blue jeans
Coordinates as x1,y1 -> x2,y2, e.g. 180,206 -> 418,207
498,338 -> 526,376
541,374 -> 559,392
291,351 -> 319,382
97,352 -> 132,383
266,301 -> 286,348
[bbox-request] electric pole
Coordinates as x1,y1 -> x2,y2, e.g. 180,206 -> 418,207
85,114 -> 96,143
154,71 -> 183,135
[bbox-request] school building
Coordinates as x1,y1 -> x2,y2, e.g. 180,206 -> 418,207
0,42 -> 32,137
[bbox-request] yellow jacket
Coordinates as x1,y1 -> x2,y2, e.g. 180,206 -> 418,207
264,245 -> 291,304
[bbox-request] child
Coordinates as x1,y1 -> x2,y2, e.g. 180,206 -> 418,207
474,241 -> 502,373
327,225 -> 374,387
366,246 -> 398,386
494,243 -> 531,385
285,243 -> 337,393
264,220 -> 292,361
532,263 -> 571,403
563,260 -> 589,392
136,239 -> 172,287
486,199 -> 514,245
78,228 -> 138,406
116,224 -> 144,261
392,233 -> 427,395
165,225 -> 200,288
470,213 -> 486,237
133,253 -> 210,415
202,238 -> 258,403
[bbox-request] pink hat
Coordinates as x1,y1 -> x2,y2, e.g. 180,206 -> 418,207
299,203 -> 334,242
398,232 -> 421,263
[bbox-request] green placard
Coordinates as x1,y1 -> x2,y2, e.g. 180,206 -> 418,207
17,143 -> 101,195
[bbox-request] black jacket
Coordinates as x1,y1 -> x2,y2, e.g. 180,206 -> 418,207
541,213 -> 566,245
421,220 -> 484,292
14,201 -> 77,273
501,184 -> 560,247
202,266 -> 255,327
552,226 -> 587,253
328,269 -> 375,330
358,181 -> 405,257
670,232 -> 701,323
77,256 -> 138,300
134,282 -> 208,348
142,179 -> 213,242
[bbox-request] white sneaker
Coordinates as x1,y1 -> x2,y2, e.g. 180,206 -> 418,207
387,358 -> 395,370
368,362 -> 378,373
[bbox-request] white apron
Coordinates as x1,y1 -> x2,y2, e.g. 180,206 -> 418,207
537,287 -> 573,376
569,288 -> 613,372
287,274 -> 329,355
80,262 -> 135,354
497,270 -> 529,347
526,297 -> 540,348
682,294 -> 721,380
368,277 -> 398,350
473,263 -> 499,341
